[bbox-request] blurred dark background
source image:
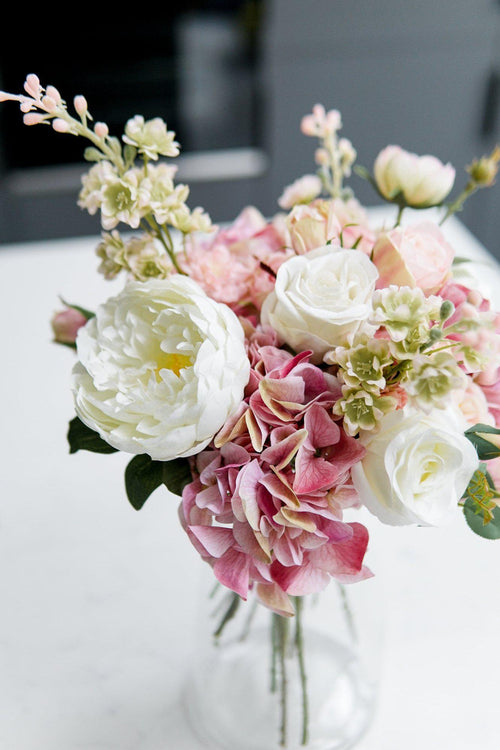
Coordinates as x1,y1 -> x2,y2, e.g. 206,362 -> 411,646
0,0 -> 499,255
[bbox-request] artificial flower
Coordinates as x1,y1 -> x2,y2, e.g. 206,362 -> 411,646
72,277 -> 250,460
261,245 -> 379,363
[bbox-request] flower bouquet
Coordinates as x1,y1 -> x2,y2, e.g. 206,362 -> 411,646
3,75 -> 500,749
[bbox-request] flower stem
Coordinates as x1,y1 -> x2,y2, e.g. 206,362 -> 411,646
294,596 -> 310,746
276,614 -> 290,748
394,204 -> 405,227
213,592 -> 241,640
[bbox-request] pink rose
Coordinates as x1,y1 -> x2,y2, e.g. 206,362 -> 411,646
371,221 -> 454,294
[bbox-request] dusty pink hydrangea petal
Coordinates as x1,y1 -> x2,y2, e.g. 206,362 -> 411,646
260,427 -> 308,470
271,559 -> 330,596
188,525 -> 234,558
255,582 -> 295,617
233,519 -> 272,564
259,470 -> 300,509
308,522 -> 371,580
293,405 -> 365,495
213,547 -> 251,599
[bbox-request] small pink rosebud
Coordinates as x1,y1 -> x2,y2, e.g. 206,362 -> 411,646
52,118 -> 71,133
51,308 -> 87,345
94,121 -> 109,138
74,95 -> 88,116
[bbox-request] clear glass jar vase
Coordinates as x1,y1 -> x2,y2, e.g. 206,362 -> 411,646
182,572 -> 382,750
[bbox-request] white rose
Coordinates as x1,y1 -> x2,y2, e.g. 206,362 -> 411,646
260,245 -> 378,363
351,406 -> 479,526
72,277 -> 250,461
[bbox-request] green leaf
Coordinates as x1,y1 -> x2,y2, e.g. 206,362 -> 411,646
125,455 -> 165,510
465,423 -> 500,460
161,457 -> 193,497
124,455 -> 192,511
463,496 -> 500,539
67,416 -> 118,454
60,297 -> 95,321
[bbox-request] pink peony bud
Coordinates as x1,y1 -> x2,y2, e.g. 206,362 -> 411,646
51,308 -> 87,345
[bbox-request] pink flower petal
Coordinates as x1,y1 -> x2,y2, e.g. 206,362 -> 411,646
188,525 -> 234,558
309,522 -> 370,579
213,548 -> 251,599
255,582 -> 295,617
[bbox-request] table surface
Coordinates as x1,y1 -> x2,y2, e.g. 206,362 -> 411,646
1,207 -> 500,750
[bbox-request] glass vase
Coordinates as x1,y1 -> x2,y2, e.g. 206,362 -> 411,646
182,573 -> 382,750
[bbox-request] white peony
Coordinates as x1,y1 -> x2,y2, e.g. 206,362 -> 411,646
72,277 -> 250,461
260,245 -> 378,363
351,406 -> 479,527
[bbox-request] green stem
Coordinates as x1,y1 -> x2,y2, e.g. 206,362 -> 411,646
439,182 -> 477,225
213,592 -> 241,640
276,615 -> 290,748
271,613 -> 279,694
394,203 -> 405,227
294,597 -> 309,746
144,216 -> 186,274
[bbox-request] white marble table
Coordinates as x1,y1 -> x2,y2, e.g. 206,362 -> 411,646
1,208 -> 500,749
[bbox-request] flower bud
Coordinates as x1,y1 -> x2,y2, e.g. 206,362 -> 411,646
74,95 -> 88,117
41,95 -> 58,113
374,145 -> 455,207
51,308 -> 87,345
52,118 -> 71,133
440,300 -> 455,322
467,145 -> 500,187
45,85 -> 62,104
94,122 -> 109,138
24,74 -> 41,99
23,112 -> 46,126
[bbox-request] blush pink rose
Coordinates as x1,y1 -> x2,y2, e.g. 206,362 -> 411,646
371,221 -> 455,294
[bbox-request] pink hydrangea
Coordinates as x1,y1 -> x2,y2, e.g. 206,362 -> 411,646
179,333 -> 371,616
179,206 -> 292,313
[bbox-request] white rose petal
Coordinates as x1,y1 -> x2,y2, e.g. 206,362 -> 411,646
351,406 -> 479,527
72,277 -> 250,461
261,245 -> 379,363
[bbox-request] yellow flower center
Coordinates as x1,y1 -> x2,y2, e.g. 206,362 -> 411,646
156,352 -> 192,378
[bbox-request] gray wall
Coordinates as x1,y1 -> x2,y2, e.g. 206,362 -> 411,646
1,1 -> 499,256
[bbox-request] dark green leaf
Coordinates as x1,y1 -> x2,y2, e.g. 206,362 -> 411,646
162,457 -> 193,497
125,455 -> 165,510
463,496 -> 500,540
124,455 -> 192,510
67,416 -> 118,454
